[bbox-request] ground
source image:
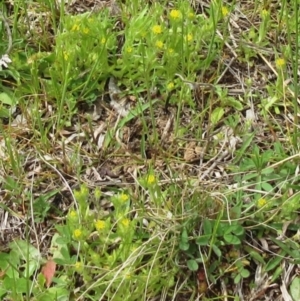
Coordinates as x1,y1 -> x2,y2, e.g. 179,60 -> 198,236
0,0 -> 300,301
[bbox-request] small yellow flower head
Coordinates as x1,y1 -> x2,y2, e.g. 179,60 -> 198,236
276,58 -> 286,68
82,27 -> 89,34
155,40 -> 164,49
126,46 -> 133,53
121,218 -> 130,227
124,271 -> 132,280
170,9 -> 182,20
73,229 -> 82,239
75,261 -> 83,271
71,24 -> 80,31
68,210 -> 78,220
167,48 -> 174,54
257,198 -> 267,208
188,12 -> 195,19
152,25 -> 162,34
146,174 -> 156,185
185,34 -> 193,42
119,193 -> 129,202
261,9 -> 269,18
221,6 -> 229,17
95,220 -> 106,231
167,82 -> 175,90
101,37 -> 106,44
63,51 -> 69,61
80,184 -> 89,196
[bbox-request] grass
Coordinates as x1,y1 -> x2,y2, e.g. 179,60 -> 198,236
0,0 -> 300,300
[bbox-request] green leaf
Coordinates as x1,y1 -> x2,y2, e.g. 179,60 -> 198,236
9,240 -> 41,278
224,96 -> 243,110
212,244 -> 222,257
210,107 -> 224,125
203,218 -> 212,235
187,259 -> 198,271
290,277 -> 300,301
179,228 -> 190,250
232,132 -> 255,164
0,92 -> 15,105
265,255 -> 283,272
261,182 -> 273,192
179,241 -> 190,251
118,98 -> 159,128
225,224 -> 244,236
270,266 -> 282,282
240,268 -> 250,278
244,246 -> 265,264
234,273 -> 241,284
223,234 -> 241,245
196,235 -> 210,246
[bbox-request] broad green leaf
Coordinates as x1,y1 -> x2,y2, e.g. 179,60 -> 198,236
9,240 -> 41,262
212,244 -> 222,257
210,107 -> 224,125
234,273 -> 241,284
224,96 -> 243,110
179,228 -> 189,250
203,219 -> 212,235
240,268 -> 250,278
9,240 -> 41,278
290,277 -> 300,301
0,92 -> 15,105
179,241 -> 189,251
224,234 -> 241,245
187,259 -> 198,271
261,182 -> 273,192
196,235 -> 210,246
0,107 -> 9,118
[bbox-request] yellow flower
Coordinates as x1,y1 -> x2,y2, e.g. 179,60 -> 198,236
82,27 -> 89,34
167,82 -> 174,90
170,9 -> 181,20
261,9 -> 269,18
71,24 -> 80,31
73,229 -> 82,239
95,220 -> 106,231
75,261 -> 83,271
152,25 -> 162,34
185,34 -> 193,42
120,193 -> 129,202
63,51 -> 69,61
221,6 -> 229,17
121,218 -> 130,227
101,37 -> 106,44
188,12 -> 195,19
147,174 -> 156,185
167,48 -> 174,55
276,58 -> 285,68
68,210 -> 77,220
124,271 -> 132,279
126,46 -> 133,53
257,198 -> 267,208
80,185 -> 89,196
155,40 -> 164,49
